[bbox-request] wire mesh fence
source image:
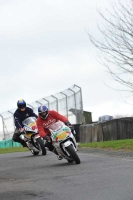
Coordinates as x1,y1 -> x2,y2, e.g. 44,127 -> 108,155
0,84 -> 83,140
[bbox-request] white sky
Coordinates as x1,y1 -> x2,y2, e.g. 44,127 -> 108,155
0,0 -> 132,122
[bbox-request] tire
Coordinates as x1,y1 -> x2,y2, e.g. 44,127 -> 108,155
67,160 -> 74,163
66,145 -> 80,164
36,137 -> 46,155
31,150 -> 39,156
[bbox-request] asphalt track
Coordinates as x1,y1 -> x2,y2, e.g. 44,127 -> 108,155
1,148 -> 133,200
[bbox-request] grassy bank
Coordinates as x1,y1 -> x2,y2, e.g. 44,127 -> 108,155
0,147 -> 29,154
1,139 -> 133,154
79,139 -> 133,151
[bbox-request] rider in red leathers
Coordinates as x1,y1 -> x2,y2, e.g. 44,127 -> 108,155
36,105 -> 74,159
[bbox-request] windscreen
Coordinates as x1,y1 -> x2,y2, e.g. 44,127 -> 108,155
49,121 -> 63,131
22,117 -> 36,126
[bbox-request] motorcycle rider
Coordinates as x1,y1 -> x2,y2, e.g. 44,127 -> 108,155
36,105 -> 75,160
12,99 -> 38,147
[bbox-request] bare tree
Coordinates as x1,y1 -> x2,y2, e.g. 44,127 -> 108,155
88,0 -> 133,93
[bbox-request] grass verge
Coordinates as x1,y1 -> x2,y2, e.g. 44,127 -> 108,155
79,139 -> 133,151
0,147 -> 29,154
1,139 -> 133,154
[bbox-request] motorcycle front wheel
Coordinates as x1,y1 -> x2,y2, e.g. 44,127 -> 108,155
36,137 -> 46,155
66,145 -> 80,164
67,159 -> 74,163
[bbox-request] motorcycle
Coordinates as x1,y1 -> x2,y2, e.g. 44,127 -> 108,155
48,121 -> 80,164
20,117 -> 46,156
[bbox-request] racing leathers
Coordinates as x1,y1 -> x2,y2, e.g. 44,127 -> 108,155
12,107 -> 38,146
36,110 -> 69,152
14,107 -> 38,129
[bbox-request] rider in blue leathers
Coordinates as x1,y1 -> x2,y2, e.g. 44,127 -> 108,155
12,99 -> 38,147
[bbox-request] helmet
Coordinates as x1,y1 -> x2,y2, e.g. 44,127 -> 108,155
17,99 -> 26,110
38,105 -> 49,119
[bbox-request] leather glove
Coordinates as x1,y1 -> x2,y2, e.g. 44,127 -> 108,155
18,128 -> 25,136
65,121 -> 74,129
65,121 -> 75,133
44,135 -> 51,141
19,128 -> 24,132
65,121 -> 72,127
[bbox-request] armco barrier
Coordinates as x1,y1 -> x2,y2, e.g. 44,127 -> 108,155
80,117 -> 133,143
0,139 -> 22,148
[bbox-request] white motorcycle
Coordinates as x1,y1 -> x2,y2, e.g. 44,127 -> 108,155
48,121 -> 80,164
20,117 -> 46,156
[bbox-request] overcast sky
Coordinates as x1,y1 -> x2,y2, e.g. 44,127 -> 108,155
0,0 -> 132,121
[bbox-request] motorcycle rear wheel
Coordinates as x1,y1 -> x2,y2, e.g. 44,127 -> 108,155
66,145 -> 80,164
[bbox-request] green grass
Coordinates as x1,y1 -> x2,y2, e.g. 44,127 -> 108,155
0,147 -> 29,154
79,139 -> 133,151
1,139 -> 133,154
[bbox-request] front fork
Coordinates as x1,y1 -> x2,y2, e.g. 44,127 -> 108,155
58,140 -> 76,157
30,135 -> 41,150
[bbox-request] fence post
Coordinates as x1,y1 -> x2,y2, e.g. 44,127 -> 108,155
8,111 -> 15,147
74,84 -> 83,113
68,88 -> 77,124
8,111 -> 15,131
27,104 -> 34,108
60,92 -> 68,118
51,95 -> 58,111
36,101 -> 42,106
0,114 -> 6,140
42,98 -> 50,109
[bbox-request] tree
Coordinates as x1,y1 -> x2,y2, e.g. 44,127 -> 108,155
88,0 -> 133,94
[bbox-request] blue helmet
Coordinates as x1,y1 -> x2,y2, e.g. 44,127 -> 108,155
17,99 -> 26,109
38,105 -> 49,119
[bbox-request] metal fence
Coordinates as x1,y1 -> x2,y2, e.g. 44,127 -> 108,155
0,84 -> 83,140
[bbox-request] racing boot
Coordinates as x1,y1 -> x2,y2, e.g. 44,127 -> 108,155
20,140 -> 28,148
53,148 -> 63,160
57,155 -> 63,160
